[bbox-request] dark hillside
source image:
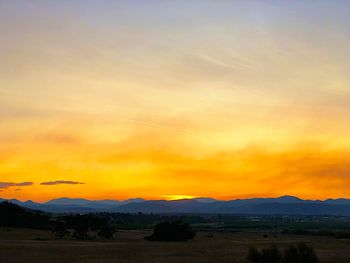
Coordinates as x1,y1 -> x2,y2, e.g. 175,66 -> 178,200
0,201 -> 51,229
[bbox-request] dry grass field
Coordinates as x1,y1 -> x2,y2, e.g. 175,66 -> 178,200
1,228 -> 350,263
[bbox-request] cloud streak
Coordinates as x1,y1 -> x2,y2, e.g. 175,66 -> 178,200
40,180 -> 85,186
0,182 -> 33,189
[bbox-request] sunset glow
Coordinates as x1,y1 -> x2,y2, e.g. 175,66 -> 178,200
1,1 -> 350,202
161,195 -> 198,201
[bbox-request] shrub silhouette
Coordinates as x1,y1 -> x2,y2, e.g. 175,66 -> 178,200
247,247 -> 263,263
52,220 -> 69,239
54,214 -> 116,240
261,245 -> 282,263
247,243 -> 318,263
247,245 -> 282,263
145,221 -> 196,241
284,243 -> 319,263
98,225 -> 116,239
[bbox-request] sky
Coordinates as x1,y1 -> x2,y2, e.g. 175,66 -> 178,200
0,0 -> 350,202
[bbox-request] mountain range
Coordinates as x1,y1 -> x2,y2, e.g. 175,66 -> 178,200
1,196 -> 350,215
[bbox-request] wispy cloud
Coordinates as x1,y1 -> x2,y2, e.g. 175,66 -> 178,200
40,180 -> 85,186
0,182 -> 33,189
37,133 -> 81,144
122,118 -> 206,136
195,52 -> 251,71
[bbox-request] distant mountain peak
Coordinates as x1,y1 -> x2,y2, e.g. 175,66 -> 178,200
121,198 -> 145,205
23,200 -> 37,204
277,195 -> 302,201
124,198 -> 145,202
46,197 -> 92,206
192,197 -> 218,203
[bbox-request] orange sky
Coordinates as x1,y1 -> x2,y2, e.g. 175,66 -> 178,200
1,1 -> 350,202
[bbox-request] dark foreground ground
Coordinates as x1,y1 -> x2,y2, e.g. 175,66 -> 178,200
1,228 -> 350,263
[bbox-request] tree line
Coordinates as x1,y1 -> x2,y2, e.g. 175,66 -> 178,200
247,243 -> 319,263
0,201 -> 194,241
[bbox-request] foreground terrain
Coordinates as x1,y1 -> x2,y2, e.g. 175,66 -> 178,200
0,228 -> 350,263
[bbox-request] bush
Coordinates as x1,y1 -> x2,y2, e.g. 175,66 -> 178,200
247,247 -> 263,263
52,220 -> 69,239
261,245 -> 283,263
55,214 -> 116,240
284,243 -> 319,263
145,221 -> 196,241
247,245 -> 282,263
247,243 -> 318,263
98,225 -> 116,239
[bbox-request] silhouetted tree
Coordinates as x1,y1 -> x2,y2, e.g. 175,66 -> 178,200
98,225 -> 116,239
70,215 -> 94,240
247,247 -> 263,263
261,245 -> 282,263
56,214 -> 116,240
284,243 -> 319,263
247,243 -> 318,263
52,220 -> 69,239
145,221 -> 196,241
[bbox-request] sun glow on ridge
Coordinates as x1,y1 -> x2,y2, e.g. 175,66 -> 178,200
161,195 -> 197,201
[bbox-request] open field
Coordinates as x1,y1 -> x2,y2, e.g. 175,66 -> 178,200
1,228 -> 350,263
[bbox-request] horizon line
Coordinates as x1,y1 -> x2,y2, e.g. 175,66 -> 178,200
2,195 -> 350,204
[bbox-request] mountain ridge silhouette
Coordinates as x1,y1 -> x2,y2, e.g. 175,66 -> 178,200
2,195 -> 350,215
